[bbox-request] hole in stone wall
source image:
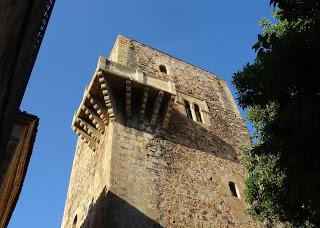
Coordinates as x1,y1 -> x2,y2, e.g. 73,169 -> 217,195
229,181 -> 240,198
159,65 -> 167,74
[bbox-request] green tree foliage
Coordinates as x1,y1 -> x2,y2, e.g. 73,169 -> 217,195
233,1 -> 320,226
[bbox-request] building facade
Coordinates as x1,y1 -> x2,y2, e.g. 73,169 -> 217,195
62,35 -> 260,227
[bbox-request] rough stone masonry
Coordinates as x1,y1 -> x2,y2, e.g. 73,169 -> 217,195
61,35 -> 262,228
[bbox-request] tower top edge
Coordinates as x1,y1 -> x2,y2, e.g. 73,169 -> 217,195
114,34 -> 225,82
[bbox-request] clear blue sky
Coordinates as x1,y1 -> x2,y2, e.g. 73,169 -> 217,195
9,1 -> 273,227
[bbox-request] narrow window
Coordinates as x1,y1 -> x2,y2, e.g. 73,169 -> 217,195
72,215 -> 77,228
229,181 -> 240,198
184,100 -> 192,120
194,104 -> 203,123
159,65 -> 167,74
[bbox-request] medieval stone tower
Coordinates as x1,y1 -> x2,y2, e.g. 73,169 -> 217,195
62,35 -> 259,228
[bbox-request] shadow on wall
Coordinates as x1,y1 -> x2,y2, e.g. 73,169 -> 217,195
78,112 -> 239,227
80,188 -> 162,228
165,110 -> 240,163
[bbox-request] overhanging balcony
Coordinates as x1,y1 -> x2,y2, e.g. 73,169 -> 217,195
72,56 -> 176,151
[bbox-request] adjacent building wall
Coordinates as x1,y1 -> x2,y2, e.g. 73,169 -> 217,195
0,1 -> 55,225
0,0 -> 55,175
0,112 -> 38,228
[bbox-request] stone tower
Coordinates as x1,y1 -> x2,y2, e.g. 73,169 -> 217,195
62,35 -> 259,227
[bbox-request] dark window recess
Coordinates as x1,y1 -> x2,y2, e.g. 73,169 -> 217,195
184,100 -> 192,119
72,215 -> 77,228
194,104 -> 202,122
159,65 -> 167,74
229,181 -> 239,198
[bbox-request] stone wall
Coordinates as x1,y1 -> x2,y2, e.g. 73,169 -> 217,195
61,123 -> 114,227
111,35 -> 241,118
62,35 -> 261,227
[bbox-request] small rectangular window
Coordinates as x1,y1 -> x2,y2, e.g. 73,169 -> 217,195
194,104 -> 202,123
229,181 -> 240,198
184,100 -> 192,119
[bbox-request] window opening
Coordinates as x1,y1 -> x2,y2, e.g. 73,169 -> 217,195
194,103 -> 203,122
72,215 -> 77,228
159,65 -> 167,74
184,100 -> 192,120
229,181 -> 240,198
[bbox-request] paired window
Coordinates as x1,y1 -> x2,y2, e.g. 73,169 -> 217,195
194,104 -> 202,122
184,100 -> 192,120
184,100 -> 203,123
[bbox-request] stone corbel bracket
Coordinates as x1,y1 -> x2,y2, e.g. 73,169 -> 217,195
97,56 -> 177,129
71,68 -> 117,151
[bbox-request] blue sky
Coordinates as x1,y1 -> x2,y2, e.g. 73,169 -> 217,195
9,1 -> 273,227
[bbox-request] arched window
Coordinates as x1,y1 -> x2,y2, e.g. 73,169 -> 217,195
72,215 -> 77,228
194,104 -> 202,123
159,65 -> 167,74
229,181 -> 240,198
184,100 -> 192,120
